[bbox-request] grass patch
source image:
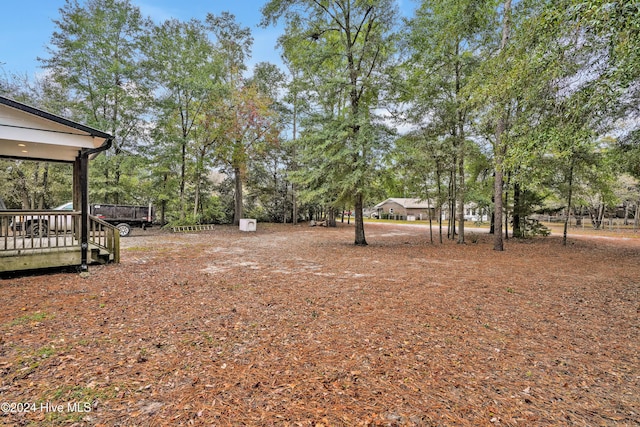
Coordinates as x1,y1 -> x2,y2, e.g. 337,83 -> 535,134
122,246 -> 152,252
34,383 -> 120,425
34,345 -> 57,359
364,218 -> 489,227
7,311 -> 52,327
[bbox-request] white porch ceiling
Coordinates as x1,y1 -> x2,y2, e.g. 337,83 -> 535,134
0,97 -> 112,163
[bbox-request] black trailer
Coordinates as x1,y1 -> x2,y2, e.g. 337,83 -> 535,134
91,204 -> 153,237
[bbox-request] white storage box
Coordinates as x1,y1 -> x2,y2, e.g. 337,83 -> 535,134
239,218 -> 257,232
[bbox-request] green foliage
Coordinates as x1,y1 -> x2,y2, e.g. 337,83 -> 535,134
201,196 -> 232,224
2,0 -> 639,239
40,0 -> 153,204
262,0 -> 398,243
143,17 -> 225,221
0,159 -> 73,209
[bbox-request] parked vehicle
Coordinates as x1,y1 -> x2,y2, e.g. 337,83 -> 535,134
11,202 -> 75,237
9,202 -> 153,238
90,204 -> 153,237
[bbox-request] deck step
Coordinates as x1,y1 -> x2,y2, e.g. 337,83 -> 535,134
89,244 -> 116,264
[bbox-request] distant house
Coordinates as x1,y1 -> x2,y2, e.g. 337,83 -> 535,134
443,203 -> 489,222
372,198 -> 490,222
372,198 -> 434,220
464,203 -> 490,222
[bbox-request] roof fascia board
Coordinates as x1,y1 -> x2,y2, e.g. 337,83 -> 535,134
0,96 -> 112,140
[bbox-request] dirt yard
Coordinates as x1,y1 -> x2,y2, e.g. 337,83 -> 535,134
0,223 -> 638,426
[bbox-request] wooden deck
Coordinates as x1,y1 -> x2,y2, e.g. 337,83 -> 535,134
0,211 -> 119,273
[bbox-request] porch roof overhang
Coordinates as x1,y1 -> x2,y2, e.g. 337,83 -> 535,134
0,96 -> 113,162
0,96 -> 115,273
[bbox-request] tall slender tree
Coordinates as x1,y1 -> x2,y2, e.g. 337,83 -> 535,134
211,79 -> 281,225
144,18 -> 222,221
262,0 -> 397,245
403,0 -> 499,244
41,0 -> 152,203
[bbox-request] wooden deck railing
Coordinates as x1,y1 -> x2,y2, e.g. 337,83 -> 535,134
0,210 -> 119,264
89,215 -> 120,263
0,210 -> 79,252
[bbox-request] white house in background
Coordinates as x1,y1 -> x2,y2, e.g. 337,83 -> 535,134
464,203 -> 490,222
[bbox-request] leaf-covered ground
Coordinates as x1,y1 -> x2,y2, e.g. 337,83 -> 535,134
1,223 -> 638,426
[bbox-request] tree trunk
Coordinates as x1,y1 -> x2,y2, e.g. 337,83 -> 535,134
590,203 -> 605,229
449,169 -> 456,240
428,196 -> 434,244
160,173 -> 168,226
193,181 -> 200,221
504,173 -> 509,241
328,207 -> 337,227
273,169 -> 279,223
292,183 -> 298,225
32,166 -> 40,209
435,161 -> 444,244
193,160 -> 202,221
16,168 -> 30,209
233,166 -> 243,226
179,137 -> 187,221
494,121 -> 505,251
354,193 -> 367,246
114,159 -> 121,205
490,192 -> 495,234
283,189 -> 288,224
194,147 -> 210,220
512,181 -> 522,238
39,163 -> 49,209
455,43 -> 465,245
292,79 -> 299,226
563,157 -> 574,245
493,0 -> 511,251
624,202 -> 629,226
457,145 -> 465,244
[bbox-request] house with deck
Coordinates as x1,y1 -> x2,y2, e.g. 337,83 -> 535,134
0,96 -> 119,273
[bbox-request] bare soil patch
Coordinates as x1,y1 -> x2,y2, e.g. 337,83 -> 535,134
1,223 -> 638,426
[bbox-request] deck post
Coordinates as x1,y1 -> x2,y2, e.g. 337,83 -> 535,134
78,155 -> 89,272
1,95 -> 114,273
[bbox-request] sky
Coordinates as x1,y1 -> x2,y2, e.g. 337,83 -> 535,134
1,0 -> 415,79
0,0 -> 282,77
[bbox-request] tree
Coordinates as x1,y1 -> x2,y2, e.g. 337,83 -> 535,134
144,18 -> 223,221
212,80 -> 281,225
244,63 -> 291,223
571,1 -> 640,177
41,0 -> 152,204
280,64 -> 309,225
203,13 -> 284,226
262,0 -> 398,245
490,0 -> 512,251
391,131 -> 456,243
469,0 -> 603,247
0,72 -> 76,209
403,0 -> 499,244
